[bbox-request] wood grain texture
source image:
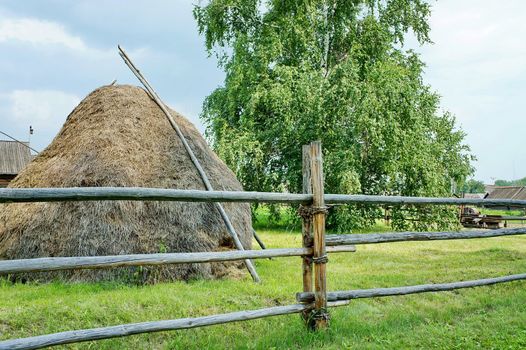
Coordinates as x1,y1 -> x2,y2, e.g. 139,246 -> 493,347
0,246 -> 356,275
325,227 -> 526,246
302,145 -> 313,295
0,187 -> 311,204
252,229 -> 267,250
0,304 -> 309,350
0,300 -> 351,350
2,188 -> 526,208
310,141 -> 328,329
324,194 -> 526,207
296,273 -> 526,302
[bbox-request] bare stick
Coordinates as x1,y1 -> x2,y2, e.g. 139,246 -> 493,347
0,246 -> 356,275
0,304 -> 308,350
324,194 -> 526,208
117,46 -> 259,282
3,187 -> 526,208
325,227 -> 526,246
252,229 -> 267,250
252,229 -> 271,260
297,273 -> 526,302
0,299 -> 350,350
0,187 -> 310,204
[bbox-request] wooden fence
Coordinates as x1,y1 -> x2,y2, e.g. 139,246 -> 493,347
0,141 -> 525,349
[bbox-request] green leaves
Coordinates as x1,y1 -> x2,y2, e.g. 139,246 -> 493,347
194,0 -> 473,231
462,179 -> 486,194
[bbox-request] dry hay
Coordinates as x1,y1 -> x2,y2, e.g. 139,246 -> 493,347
0,85 -> 252,283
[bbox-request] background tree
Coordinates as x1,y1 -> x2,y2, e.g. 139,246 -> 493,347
194,0 -> 473,231
461,179 -> 486,194
495,177 -> 526,187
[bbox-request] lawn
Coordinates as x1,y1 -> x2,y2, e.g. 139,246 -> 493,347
1,228 -> 525,349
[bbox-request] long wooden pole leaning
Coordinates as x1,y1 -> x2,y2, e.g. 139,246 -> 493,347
310,141 -> 328,329
117,46 -> 260,283
252,229 -> 267,250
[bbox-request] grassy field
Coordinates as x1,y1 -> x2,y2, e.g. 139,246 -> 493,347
478,208 -> 525,217
1,227 -> 526,349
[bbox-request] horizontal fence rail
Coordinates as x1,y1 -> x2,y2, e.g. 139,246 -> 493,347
324,194 -> 526,207
0,246 -> 356,275
497,216 -> 526,221
0,304 -> 309,350
2,188 -> 526,208
0,301 -> 350,350
0,187 -> 311,204
325,227 -> 526,246
296,273 -> 526,302
1,138 -> 526,349
2,227 -> 521,275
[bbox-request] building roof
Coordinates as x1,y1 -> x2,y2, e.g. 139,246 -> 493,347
484,184 -> 498,194
0,140 -> 32,175
484,186 -> 526,201
463,193 -> 485,199
517,188 -> 526,200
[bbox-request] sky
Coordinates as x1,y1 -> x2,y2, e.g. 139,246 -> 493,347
0,1 -> 524,184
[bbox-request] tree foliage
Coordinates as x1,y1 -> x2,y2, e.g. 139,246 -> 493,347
461,179 -> 486,194
495,177 -> 526,187
193,0 -> 473,231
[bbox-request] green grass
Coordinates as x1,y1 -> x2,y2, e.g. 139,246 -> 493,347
252,205 -> 301,231
478,208 -> 525,217
1,229 -> 526,349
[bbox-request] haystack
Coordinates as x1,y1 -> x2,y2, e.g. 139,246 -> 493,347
0,85 -> 252,283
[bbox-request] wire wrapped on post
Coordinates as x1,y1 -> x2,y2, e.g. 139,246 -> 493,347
298,205 -> 330,248
302,254 -> 329,265
297,205 -> 330,219
298,204 -> 330,261
312,255 -> 329,264
305,307 -> 331,331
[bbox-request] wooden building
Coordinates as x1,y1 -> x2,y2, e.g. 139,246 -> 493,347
484,186 -> 526,210
0,140 -> 32,187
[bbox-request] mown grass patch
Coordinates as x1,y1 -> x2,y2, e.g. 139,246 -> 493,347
1,230 -> 525,349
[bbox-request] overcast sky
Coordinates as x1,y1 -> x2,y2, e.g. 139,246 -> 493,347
0,1 -> 524,184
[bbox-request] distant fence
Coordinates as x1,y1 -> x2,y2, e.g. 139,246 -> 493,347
0,141 -> 525,350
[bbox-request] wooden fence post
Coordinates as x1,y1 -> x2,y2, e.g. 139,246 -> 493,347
301,145 -> 313,322
309,141 -> 329,329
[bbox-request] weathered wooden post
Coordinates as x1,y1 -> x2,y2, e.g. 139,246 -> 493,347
310,141 -> 329,329
301,145 -> 313,322
300,141 -> 329,330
